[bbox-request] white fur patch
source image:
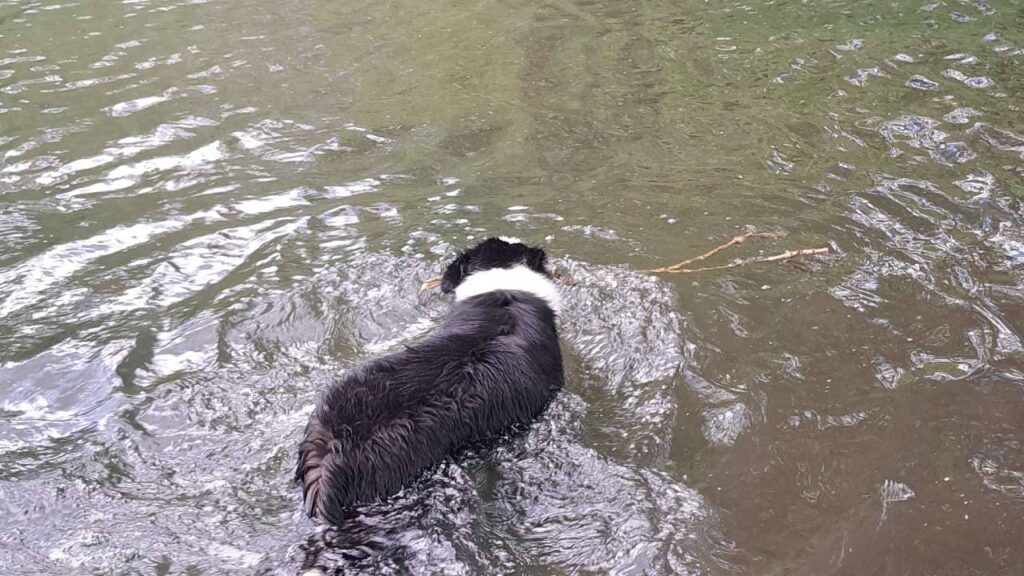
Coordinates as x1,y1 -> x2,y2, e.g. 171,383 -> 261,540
498,236 -> 523,244
455,265 -> 561,313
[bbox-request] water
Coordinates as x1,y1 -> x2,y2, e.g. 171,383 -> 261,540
1,0 -> 1023,573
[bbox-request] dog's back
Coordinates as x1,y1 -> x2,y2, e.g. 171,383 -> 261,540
297,289 -> 562,525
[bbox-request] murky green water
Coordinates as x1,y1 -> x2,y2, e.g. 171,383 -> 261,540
2,0 -> 1023,574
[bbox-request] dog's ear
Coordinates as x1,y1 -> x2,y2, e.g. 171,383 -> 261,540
440,252 -> 470,293
522,246 -> 549,276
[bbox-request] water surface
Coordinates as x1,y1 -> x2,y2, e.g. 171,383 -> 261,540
1,0 -> 1023,574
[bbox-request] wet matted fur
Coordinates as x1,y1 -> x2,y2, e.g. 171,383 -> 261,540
296,238 -> 564,525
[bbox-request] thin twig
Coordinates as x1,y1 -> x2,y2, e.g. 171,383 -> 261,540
641,231 -> 781,273
552,269 -> 576,286
651,247 -> 830,274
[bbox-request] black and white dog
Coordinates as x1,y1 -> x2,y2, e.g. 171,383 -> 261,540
296,237 -> 564,525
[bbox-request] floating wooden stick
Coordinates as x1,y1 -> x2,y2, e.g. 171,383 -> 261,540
651,247 -> 830,274
642,231 -> 781,273
643,231 -> 828,274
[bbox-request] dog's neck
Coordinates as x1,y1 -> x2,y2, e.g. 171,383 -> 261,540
454,265 -> 561,313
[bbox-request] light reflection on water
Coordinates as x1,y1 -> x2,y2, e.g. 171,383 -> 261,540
2,0 -> 1023,573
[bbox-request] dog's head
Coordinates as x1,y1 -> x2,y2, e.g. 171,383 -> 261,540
440,237 -> 550,294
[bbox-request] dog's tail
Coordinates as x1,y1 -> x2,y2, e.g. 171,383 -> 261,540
295,417 -> 337,521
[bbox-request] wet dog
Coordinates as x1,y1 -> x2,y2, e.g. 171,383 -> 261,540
296,237 -> 564,525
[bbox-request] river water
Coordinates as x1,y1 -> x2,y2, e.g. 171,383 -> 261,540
1,0 -> 1023,574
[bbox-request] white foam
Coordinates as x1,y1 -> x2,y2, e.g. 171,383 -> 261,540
454,265 -> 560,313
498,236 -> 522,244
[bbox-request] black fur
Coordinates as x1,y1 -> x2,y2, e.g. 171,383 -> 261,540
296,238 -> 563,526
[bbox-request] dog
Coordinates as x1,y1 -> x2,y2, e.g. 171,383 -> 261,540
296,237 -> 564,525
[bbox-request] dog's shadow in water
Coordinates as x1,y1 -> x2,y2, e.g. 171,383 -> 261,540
295,510 -> 416,575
